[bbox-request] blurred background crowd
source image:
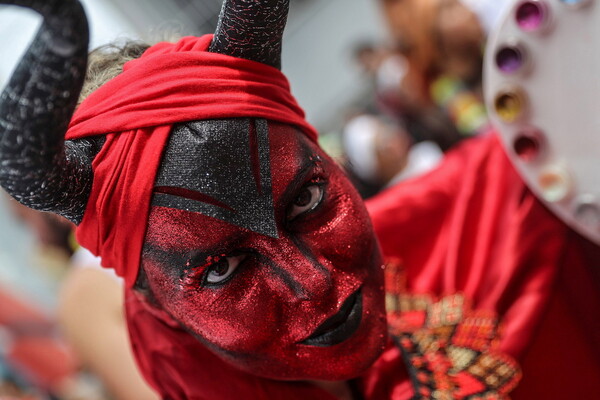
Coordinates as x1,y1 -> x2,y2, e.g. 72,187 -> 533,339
0,0 -> 509,398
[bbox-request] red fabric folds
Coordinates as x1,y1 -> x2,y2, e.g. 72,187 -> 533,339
367,132 -> 600,399
367,133 -> 565,360
65,34 -> 317,287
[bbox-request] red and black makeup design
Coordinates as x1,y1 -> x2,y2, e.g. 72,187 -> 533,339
141,119 -> 387,381
152,119 -> 277,238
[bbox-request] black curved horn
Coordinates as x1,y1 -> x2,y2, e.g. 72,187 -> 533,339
209,0 -> 290,69
0,0 -> 93,224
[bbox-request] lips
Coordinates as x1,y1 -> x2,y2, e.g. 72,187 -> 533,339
300,290 -> 363,347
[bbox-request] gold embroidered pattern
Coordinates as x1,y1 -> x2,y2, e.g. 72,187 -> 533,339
385,260 -> 522,399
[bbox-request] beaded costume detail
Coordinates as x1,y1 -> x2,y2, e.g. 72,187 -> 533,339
385,261 -> 522,399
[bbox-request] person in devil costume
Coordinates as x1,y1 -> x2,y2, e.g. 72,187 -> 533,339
1,1 -> 599,399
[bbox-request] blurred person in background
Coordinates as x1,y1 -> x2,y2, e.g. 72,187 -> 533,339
7,198 -> 74,280
352,40 -> 464,152
0,199 -> 97,400
376,0 -> 510,138
342,113 -> 442,198
59,247 -> 160,400
4,199 -> 158,400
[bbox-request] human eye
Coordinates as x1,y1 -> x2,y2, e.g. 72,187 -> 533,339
205,254 -> 246,285
183,253 -> 247,287
287,181 -> 325,221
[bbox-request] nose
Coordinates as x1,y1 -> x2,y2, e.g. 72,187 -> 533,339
252,234 -> 332,300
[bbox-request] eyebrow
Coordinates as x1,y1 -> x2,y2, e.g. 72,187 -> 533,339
152,155 -> 319,225
153,135 -> 321,216
144,239 -> 236,271
142,242 -> 189,277
277,152 -> 322,212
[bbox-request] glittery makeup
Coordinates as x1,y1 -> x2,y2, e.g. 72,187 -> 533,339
515,1 -> 548,32
494,88 -> 527,123
142,121 -> 387,381
513,128 -> 544,162
153,119 -> 277,238
495,45 -> 526,74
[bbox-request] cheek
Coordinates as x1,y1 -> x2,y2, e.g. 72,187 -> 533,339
303,173 -> 377,269
143,259 -> 288,351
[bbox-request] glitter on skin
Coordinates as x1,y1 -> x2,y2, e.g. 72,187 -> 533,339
141,121 -> 388,381
152,119 -> 278,238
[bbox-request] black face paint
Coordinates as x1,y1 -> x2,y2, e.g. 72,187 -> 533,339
152,118 -> 277,238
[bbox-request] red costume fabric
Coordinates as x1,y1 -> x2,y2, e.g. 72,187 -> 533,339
127,132 -> 600,399
367,133 -> 600,399
64,33 -> 599,398
64,34 -> 317,288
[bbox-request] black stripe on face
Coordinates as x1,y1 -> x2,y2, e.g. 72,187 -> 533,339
152,118 -> 277,238
154,186 -> 237,213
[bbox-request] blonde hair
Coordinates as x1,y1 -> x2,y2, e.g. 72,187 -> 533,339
79,40 -> 151,104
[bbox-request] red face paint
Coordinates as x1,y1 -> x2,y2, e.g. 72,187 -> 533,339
142,122 -> 387,381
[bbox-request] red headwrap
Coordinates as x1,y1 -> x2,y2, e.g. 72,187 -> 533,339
65,34 -> 317,287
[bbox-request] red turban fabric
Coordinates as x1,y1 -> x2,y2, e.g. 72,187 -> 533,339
65,34 -> 317,287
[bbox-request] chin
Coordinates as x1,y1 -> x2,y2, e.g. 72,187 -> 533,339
239,328 -> 388,383
304,323 -> 388,382
237,284 -> 388,382
308,285 -> 388,382
287,249 -> 388,381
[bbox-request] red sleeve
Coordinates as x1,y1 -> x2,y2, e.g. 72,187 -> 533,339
367,132 -> 568,359
367,134 -> 494,264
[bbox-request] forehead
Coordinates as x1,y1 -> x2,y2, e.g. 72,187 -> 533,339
151,119 -> 316,240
